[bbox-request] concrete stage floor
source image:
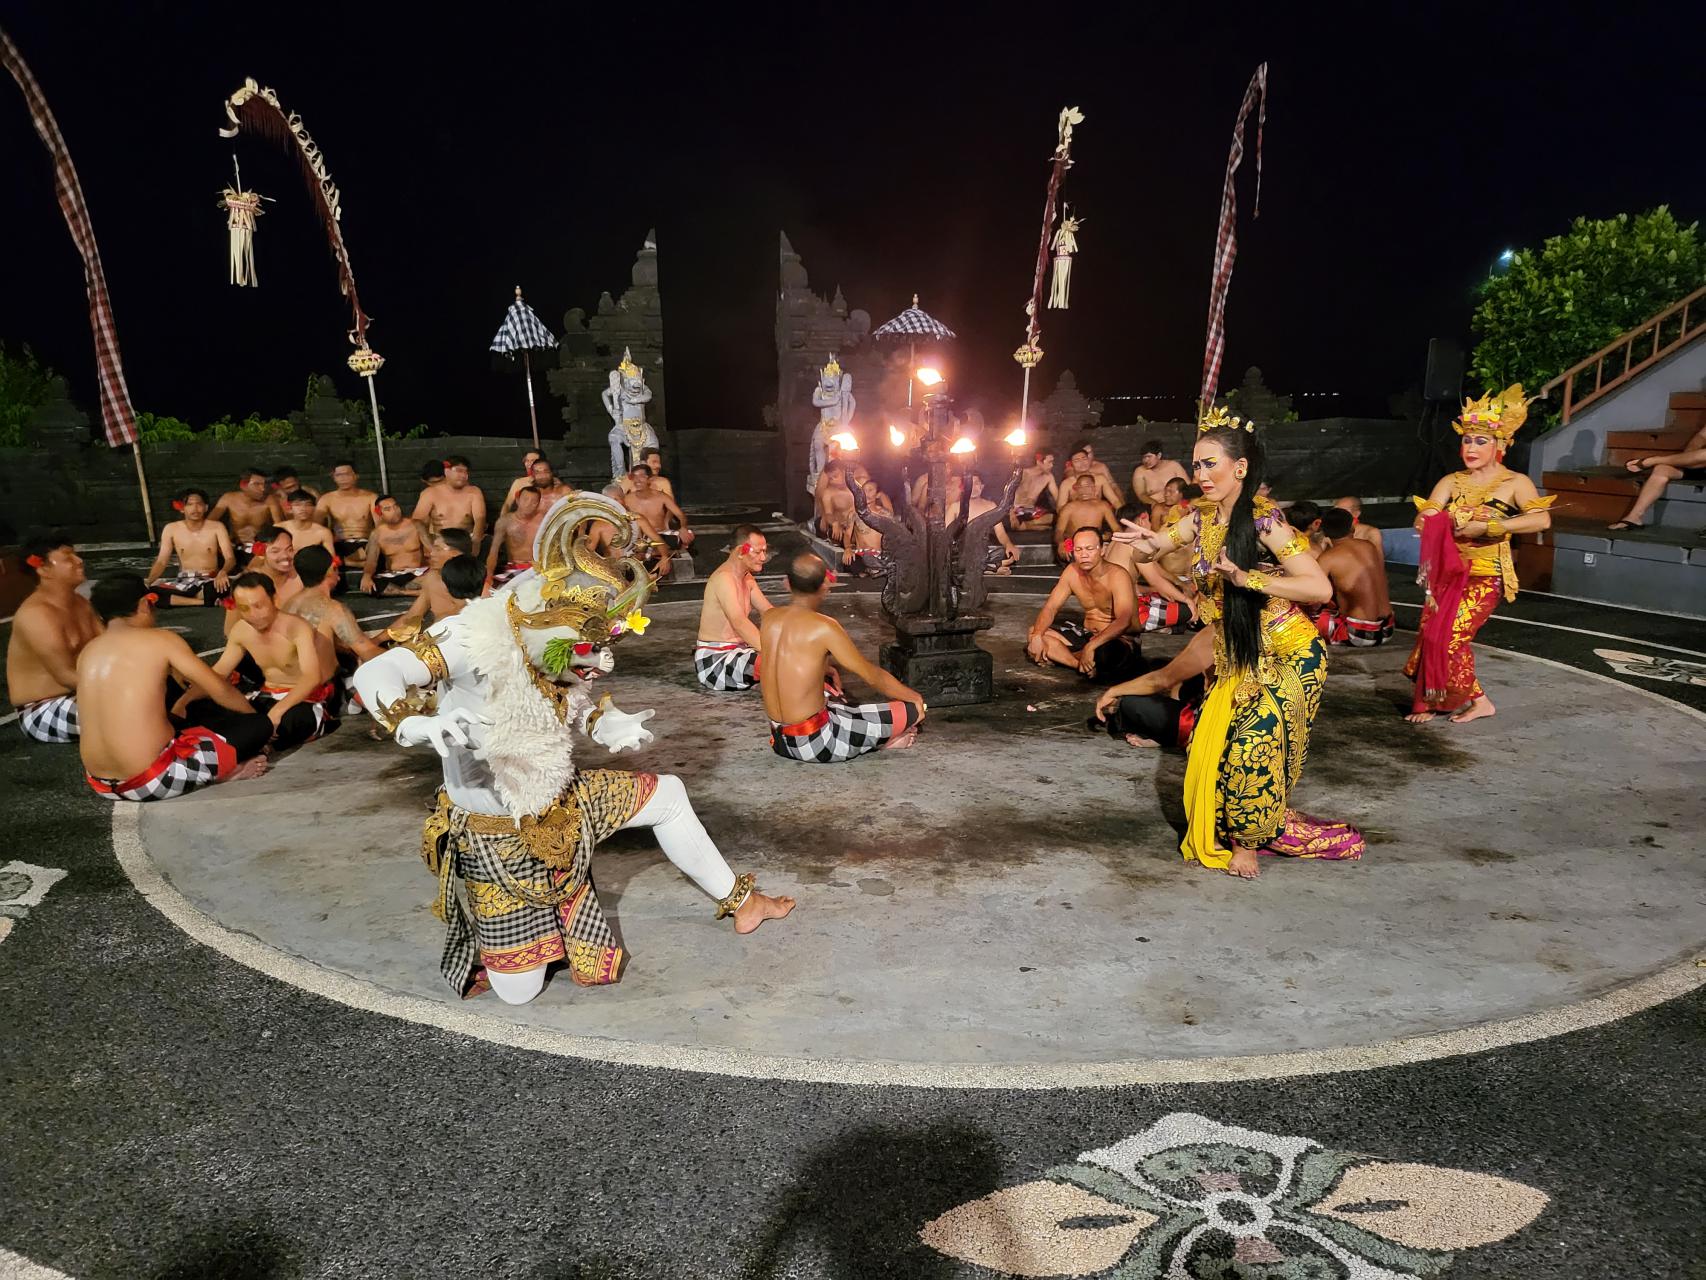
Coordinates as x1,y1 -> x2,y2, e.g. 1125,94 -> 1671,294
133,596 -> 1706,1084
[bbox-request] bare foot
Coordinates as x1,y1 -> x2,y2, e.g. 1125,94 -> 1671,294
1404,711 -> 1441,724
995,564 -> 1012,576
885,726 -> 920,751
1225,846 -> 1261,880
227,756 -> 270,783
734,888 -> 796,934
1122,733 -> 1159,748
1450,695 -> 1496,724
1625,457 -> 1648,473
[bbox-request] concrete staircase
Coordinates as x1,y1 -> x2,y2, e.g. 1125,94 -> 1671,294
1518,390 -> 1706,615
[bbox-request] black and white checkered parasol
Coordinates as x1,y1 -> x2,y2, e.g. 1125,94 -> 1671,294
489,288 -> 558,356
873,294 -> 956,341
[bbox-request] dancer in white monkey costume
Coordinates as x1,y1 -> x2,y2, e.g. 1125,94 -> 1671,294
353,493 -> 794,1005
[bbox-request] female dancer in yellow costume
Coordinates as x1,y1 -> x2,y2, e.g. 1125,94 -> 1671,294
1115,410 -> 1358,880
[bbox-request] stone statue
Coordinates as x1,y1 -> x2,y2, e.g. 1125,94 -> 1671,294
602,347 -> 658,480
806,355 -> 855,496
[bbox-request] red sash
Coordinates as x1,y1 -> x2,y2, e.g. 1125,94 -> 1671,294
1414,512 -> 1468,705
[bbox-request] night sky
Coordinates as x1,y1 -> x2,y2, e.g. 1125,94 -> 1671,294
4,3 -> 1702,440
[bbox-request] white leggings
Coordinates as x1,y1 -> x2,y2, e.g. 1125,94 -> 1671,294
487,774 -> 738,1004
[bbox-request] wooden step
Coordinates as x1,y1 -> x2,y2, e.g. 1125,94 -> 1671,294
1670,391 -> 1706,410
1542,490 -> 1632,522
1605,428 -> 1693,453
1543,468 -> 1640,497
1669,407 -> 1705,433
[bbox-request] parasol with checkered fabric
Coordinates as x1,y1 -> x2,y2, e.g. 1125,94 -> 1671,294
489,285 -> 559,448
874,295 -> 956,407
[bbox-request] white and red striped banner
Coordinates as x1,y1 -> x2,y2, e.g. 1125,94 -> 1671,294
2,26 -> 139,448
1199,62 -> 1267,413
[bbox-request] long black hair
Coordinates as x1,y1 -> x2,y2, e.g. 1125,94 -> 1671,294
1197,425 -> 1268,673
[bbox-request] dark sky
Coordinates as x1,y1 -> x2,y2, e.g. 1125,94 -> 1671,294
4,2 -> 1702,438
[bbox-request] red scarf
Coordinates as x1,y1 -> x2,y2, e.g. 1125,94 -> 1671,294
1414,512 -> 1467,705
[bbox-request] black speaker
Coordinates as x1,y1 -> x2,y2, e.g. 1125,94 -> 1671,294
1423,339 -> 1464,403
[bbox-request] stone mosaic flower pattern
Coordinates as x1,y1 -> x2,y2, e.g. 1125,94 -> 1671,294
920,1112 -> 1547,1278
1594,648 -> 1706,687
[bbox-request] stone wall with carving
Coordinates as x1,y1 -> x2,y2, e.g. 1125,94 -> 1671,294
546,230 -> 666,452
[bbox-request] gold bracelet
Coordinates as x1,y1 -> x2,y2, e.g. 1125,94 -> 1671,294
1243,570 -> 1270,592
1486,519 -> 1506,539
584,693 -> 613,733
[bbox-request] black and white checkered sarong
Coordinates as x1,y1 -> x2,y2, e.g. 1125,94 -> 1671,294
86,728 -> 232,802
1134,592 -> 1188,632
769,697 -> 921,763
19,694 -> 79,743
694,643 -> 759,691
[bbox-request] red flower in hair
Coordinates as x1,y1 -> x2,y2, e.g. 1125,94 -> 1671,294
221,598 -> 236,611
172,499 -> 186,512
26,554 -> 45,568
331,555 -> 343,570
440,459 -> 453,468
145,592 -> 160,605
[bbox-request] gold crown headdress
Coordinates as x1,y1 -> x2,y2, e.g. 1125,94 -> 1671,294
616,347 -> 641,380
1197,402 -> 1256,434
821,354 -> 842,380
507,493 -> 651,648
1454,383 -> 1532,446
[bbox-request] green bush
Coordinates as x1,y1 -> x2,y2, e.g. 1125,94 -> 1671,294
205,413 -> 297,443
0,344 -> 56,447
135,412 -> 197,442
1471,208 -> 1704,423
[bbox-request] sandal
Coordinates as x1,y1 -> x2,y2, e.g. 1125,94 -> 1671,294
1607,520 -> 1643,531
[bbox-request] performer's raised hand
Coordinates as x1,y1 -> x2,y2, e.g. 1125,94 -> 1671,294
592,704 -> 656,753
397,707 -> 488,758
1111,519 -> 1163,552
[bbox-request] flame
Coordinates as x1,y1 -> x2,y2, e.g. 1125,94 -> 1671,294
1004,426 -> 1027,447
888,424 -> 907,447
949,437 -> 975,455
916,367 -> 945,387
830,432 -> 859,452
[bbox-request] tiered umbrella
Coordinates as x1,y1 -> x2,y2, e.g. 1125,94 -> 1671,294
489,285 -> 559,447
873,294 -> 956,406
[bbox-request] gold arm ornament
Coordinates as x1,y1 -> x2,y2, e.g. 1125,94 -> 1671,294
1244,570 -> 1271,593
1275,531 -> 1310,559
1411,495 -> 1443,514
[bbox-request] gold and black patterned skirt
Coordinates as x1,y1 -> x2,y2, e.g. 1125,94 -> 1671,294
420,770 -> 658,998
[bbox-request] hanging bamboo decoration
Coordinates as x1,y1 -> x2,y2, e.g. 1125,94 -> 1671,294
219,158 -> 264,287
1048,210 -> 1082,310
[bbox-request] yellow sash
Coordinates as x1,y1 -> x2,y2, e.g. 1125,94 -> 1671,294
1181,675 -> 1238,868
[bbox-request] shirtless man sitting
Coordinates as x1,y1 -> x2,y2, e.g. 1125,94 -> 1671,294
814,460 -> 857,545
6,533 -> 101,743
962,474 -> 1019,574
1026,527 -> 1145,684
624,464 -> 694,562
1155,484 -> 1202,592
278,489 -> 336,555
147,488 -> 237,606
190,572 -> 336,749
619,447 -> 676,499
485,485 -> 547,586
762,553 -> 925,763
1011,450 -> 1059,530
359,496 -> 430,595
314,461 -> 379,566
1130,439 -> 1189,516
266,467 -> 320,524
1150,476 -> 1190,531
412,455 -> 487,550
211,468 -> 275,546
844,489 -> 889,576
285,546 -> 383,674
1105,505 -> 1197,631
1066,442 -> 1123,506
1313,507 -> 1395,646
526,456 -> 574,507
694,527 -> 773,691
78,575 -> 271,801
382,530 -> 476,635
1333,496 -> 1386,558
501,449 -> 544,508
1053,474 -> 1120,562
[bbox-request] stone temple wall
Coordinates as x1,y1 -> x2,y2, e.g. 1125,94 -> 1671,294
546,230 -> 667,458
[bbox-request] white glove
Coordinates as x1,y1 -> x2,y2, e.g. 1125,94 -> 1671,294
396,707 -> 489,758
591,704 -> 656,753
